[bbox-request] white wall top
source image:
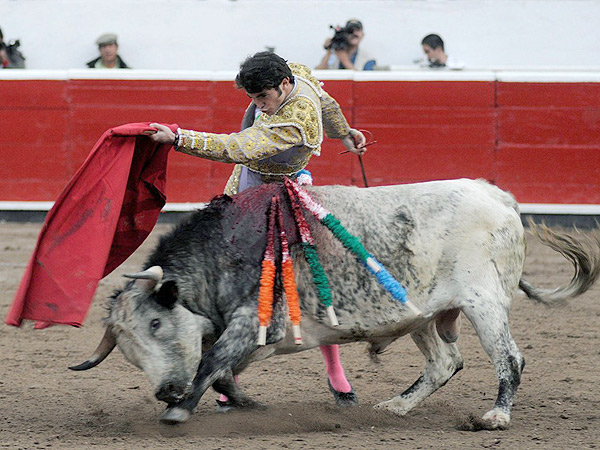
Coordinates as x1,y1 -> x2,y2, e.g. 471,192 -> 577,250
1,69 -> 599,84
1,0 -> 600,71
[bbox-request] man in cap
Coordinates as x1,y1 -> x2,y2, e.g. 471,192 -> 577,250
86,33 -> 130,69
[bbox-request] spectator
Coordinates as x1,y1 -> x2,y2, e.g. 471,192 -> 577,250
86,33 -> 130,69
420,34 -> 464,70
316,19 -> 376,71
0,27 -> 26,68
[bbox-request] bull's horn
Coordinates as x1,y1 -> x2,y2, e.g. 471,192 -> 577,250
123,266 -> 163,292
69,327 -> 116,371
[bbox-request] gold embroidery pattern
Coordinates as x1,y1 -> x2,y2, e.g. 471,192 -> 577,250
288,63 -> 324,96
224,164 -> 242,195
257,95 -> 322,149
321,92 -> 351,139
177,125 -> 302,163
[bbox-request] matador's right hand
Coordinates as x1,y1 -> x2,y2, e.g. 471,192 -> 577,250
145,123 -> 176,145
341,129 -> 367,155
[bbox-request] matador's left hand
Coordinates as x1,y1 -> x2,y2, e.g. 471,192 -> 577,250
341,129 -> 367,155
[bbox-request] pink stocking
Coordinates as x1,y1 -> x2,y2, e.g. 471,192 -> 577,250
218,374 -> 239,402
320,344 -> 352,393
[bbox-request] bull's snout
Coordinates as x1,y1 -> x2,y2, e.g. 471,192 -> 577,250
155,382 -> 190,403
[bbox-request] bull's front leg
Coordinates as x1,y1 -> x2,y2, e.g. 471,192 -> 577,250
212,371 -> 261,410
160,306 -> 259,424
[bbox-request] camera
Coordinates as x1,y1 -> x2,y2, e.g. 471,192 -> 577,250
325,21 -> 362,51
326,25 -> 349,51
1,39 -> 26,68
1,39 -> 19,50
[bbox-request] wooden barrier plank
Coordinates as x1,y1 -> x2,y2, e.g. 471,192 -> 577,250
354,81 -> 495,107
0,110 -> 68,145
349,145 -> 495,186
355,118 -> 495,149
496,145 -> 600,184
497,82 -> 600,107
498,108 -> 600,146
0,180 -> 68,201
68,106 -> 213,145
0,144 -> 69,182
0,80 -> 67,107
496,183 -> 600,204
68,80 -> 213,106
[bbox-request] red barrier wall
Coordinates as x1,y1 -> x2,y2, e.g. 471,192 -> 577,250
496,82 -> 600,203
1,76 -> 599,204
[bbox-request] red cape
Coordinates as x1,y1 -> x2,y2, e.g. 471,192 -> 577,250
5,122 -> 175,327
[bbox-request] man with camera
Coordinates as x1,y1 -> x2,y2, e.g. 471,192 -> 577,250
316,19 -> 376,71
0,27 -> 25,69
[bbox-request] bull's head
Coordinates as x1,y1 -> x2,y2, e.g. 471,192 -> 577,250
70,266 -> 212,404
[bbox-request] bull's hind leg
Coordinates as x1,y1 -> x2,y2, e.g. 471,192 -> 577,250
374,321 -> 463,415
462,299 -> 525,430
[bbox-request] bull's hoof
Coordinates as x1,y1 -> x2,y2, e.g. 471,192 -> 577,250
216,398 -> 266,413
215,399 -> 235,413
374,398 -> 410,416
481,409 -> 510,430
160,406 -> 191,424
327,379 -> 358,407
456,411 -> 510,431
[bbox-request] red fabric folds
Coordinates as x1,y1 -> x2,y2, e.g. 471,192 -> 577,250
5,122 -> 176,327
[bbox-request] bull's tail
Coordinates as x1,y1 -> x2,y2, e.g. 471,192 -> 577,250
519,221 -> 600,305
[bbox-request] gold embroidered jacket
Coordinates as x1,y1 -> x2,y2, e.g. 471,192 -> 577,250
176,62 -> 351,194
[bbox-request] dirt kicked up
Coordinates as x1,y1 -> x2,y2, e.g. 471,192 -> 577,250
1,222 -> 599,449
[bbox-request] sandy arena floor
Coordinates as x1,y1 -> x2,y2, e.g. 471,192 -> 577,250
0,221 -> 599,449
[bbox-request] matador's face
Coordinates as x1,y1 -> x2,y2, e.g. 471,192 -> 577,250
246,77 -> 292,116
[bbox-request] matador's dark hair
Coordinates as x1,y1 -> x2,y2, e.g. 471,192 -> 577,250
235,51 -> 294,94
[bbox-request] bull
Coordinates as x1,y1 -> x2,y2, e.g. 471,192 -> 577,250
70,178 -> 600,430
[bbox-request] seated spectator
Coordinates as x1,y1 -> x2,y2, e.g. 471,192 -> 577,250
87,33 -> 130,69
420,34 -> 464,70
316,19 -> 376,71
0,26 -> 26,68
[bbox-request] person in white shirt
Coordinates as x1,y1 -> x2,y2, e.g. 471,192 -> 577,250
421,34 -> 464,70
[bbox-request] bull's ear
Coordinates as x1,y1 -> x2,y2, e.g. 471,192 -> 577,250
156,280 -> 178,309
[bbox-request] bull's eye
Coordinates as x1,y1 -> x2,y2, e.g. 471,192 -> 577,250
150,318 -> 161,334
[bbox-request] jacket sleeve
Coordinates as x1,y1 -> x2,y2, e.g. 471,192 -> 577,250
321,91 -> 351,139
176,124 -> 303,164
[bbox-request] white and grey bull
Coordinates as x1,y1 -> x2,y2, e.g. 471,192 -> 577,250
71,178 -> 600,430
